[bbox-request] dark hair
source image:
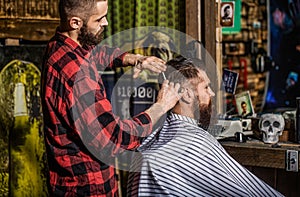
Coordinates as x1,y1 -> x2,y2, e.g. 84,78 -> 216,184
158,56 -> 206,88
59,0 -> 106,23
224,5 -> 230,11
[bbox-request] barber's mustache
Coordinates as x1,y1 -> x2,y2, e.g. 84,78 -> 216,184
97,27 -> 105,36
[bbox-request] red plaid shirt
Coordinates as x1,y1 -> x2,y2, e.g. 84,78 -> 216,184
41,31 -> 152,196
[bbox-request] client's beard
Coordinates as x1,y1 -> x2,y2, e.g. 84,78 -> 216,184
194,100 -> 212,130
78,23 -> 104,47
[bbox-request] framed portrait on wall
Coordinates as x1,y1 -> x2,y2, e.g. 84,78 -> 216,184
235,91 -> 255,117
220,2 -> 234,27
221,0 -> 241,34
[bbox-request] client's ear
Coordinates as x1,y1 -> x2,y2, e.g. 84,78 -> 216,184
181,88 -> 194,104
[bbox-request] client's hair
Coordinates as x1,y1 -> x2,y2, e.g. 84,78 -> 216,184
158,56 -> 206,89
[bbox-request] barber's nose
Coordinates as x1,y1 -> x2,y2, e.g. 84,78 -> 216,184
102,17 -> 108,26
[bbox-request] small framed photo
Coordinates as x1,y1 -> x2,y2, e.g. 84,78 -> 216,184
220,2 -> 234,27
235,91 -> 255,117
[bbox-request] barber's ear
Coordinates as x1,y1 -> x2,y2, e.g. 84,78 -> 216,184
181,88 -> 194,104
69,17 -> 83,30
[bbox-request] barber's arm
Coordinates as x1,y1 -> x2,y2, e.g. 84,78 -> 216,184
92,46 -> 166,75
93,47 -> 181,124
145,80 -> 182,124
123,53 -> 166,78
123,53 -> 183,124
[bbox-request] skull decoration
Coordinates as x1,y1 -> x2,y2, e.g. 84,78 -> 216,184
259,114 -> 285,144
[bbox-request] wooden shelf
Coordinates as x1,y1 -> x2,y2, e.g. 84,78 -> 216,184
221,140 -> 300,170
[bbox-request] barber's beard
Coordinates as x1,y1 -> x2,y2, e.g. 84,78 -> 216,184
194,100 -> 212,130
78,24 -> 104,47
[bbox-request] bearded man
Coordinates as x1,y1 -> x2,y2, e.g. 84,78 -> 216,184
41,0 -> 182,196
127,57 -> 283,197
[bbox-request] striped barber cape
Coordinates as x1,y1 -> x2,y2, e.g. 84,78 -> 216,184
127,113 -> 284,197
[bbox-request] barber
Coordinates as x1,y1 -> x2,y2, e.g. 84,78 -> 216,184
41,0 -> 182,196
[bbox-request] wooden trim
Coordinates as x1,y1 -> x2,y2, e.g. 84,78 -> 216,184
203,0 -> 216,61
0,18 -> 58,41
185,0 -> 201,42
185,0 -> 216,60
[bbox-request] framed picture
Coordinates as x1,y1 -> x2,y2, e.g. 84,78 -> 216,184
220,2 -> 234,27
223,42 -> 246,56
235,91 -> 255,117
221,0 -> 241,34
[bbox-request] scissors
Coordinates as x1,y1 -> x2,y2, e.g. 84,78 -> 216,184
162,72 -> 166,80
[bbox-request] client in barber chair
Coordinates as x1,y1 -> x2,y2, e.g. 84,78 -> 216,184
127,57 -> 283,197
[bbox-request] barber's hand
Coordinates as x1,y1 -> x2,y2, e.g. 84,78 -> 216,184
133,55 -> 166,78
155,80 -> 183,113
144,80 -> 183,125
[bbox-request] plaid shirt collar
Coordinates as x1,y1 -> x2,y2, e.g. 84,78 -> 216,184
54,29 -> 93,58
